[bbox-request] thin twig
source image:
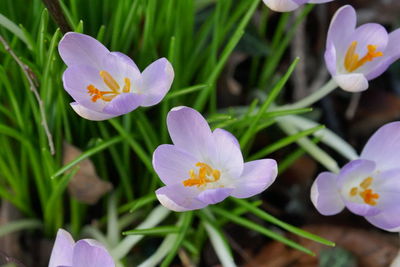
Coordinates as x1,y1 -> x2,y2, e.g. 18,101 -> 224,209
0,35 -> 55,155
42,0 -> 72,33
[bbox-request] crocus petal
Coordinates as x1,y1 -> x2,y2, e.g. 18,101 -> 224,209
70,102 -> 117,121
360,122 -> 400,172
326,5 -> 357,57
63,65 -> 106,112
345,202 -> 380,217
308,0 -> 334,3
311,172 -> 345,216
156,184 -> 207,212
337,159 -> 376,188
262,0 -> 301,12
351,23 -> 388,57
365,206 -> 400,232
72,240 -> 115,267
324,41 -> 337,75
230,159 -> 278,199
365,29 -> 400,80
153,144 -> 198,186
140,58 -> 174,107
333,73 -> 369,92
48,229 -> 75,267
196,188 -> 233,205
211,128 -> 243,178
110,52 -> 139,71
58,32 -> 109,68
167,106 -> 214,160
102,93 -> 144,116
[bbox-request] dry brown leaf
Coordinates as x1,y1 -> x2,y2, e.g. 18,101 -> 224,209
63,142 -> 113,204
246,224 -> 398,267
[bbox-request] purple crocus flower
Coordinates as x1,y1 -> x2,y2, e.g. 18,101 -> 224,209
262,0 -> 334,12
311,122 -> 400,232
48,229 -> 115,267
152,106 -> 278,211
325,5 -> 400,92
58,32 -> 174,121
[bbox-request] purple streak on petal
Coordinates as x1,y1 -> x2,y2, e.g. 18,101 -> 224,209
63,65 -> 106,112
70,102 -> 117,121
72,240 -> 115,267
110,52 -> 139,71
345,201 -> 380,217
337,159 -> 376,188
360,122 -> 400,172
58,32 -> 109,68
311,172 -> 345,216
352,23 -> 388,56
102,93 -> 143,116
152,144 -> 198,186
262,0 -> 300,12
365,29 -> 400,80
373,169 -> 400,211
333,73 -> 369,92
211,128 -> 243,178
48,229 -> 75,267
167,106 -> 214,160
366,206 -> 400,232
140,58 -> 174,107
196,187 -> 233,205
230,159 -> 278,198
156,184 -> 207,212
326,5 -> 357,57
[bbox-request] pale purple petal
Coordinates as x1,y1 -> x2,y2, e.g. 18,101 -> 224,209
337,159 -> 376,187
365,29 -> 400,80
262,0 -> 300,12
211,128 -> 243,178
63,65 -> 105,112
110,52 -> 139,71
153,144 -> 198,186
156,184 -> 207,212
360,122 -> 400,171
373,169 -> 400,211
345,201 -> 380,217
333,73 -> 369,92
196,188 -> 233,205
48,229 -> 75,267
308,0 -> 334,3
72,240 -> 115,267
100,53 -> 141,87
58,32 -> 109,68
326,5 -> 357,57
324,41 -> 337,75
351,24 -> 388,57
230,159 -> 277,198
140,58 -> 174,107
103,93 -> 143,115
365,206 -> 400,232
310,172 -> 345,216
167,106 -> 214,160
70,102 -> 117,121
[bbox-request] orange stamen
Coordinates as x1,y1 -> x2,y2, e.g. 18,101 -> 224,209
183,162 -> 220,187
349,177 -> 380,206
87,71 -> 132,102
344,41 -> 383,72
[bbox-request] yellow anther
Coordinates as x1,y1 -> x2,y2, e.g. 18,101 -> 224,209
344,41 -> 383,72
87,72 -> 132,102
360,177 -> 373,189
183,162 -> 221,187
360,189 -> 379,206
350,187 -> 358,196
123,78 -> 131,93
100,70 -> 120,92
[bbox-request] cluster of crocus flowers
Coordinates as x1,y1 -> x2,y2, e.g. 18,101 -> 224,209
311,122 -> 400,232
152,106 -> 278,211
325,5 -> 400,92
58,32 -> 174,121
263,0 -> 334,12
48,229 -> 115,267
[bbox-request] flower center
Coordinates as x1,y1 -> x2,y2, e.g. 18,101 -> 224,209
87,70 -> 131,102
182,162 -> 221,187
344,41 -> 383,72
349,177 -> 380,206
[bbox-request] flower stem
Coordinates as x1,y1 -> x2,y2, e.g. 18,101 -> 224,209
279,78 -> 338,110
